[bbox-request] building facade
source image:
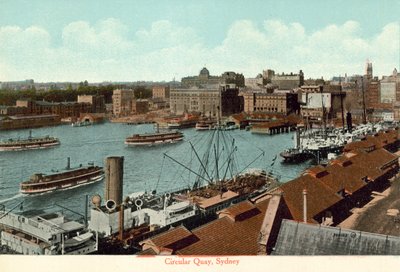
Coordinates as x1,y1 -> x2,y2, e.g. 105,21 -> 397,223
220,85 -> 244,116
152,85 -> 170,99
299,85 -> 346,121
242,91 -> 298,115
170,87 -> 220,116
131,99 -> 149,114
181,67 -> 234,88
4,99 -> 92,119
77,95 -> 106,113
112,89 -> 135,116
271,70 -> 304,90
0,115 -> 61,130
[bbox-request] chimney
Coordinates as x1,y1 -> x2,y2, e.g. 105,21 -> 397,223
303,189 -> 307,223
105,156 -> 124,206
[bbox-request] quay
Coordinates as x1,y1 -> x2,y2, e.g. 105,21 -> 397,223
250,121 -> 296,135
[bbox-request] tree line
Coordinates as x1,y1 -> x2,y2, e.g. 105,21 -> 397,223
0,84 -> 152,106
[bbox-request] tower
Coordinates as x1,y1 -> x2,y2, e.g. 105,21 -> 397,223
365,60 -> 373,80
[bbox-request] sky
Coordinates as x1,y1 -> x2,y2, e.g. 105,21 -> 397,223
0,0 -> 399,82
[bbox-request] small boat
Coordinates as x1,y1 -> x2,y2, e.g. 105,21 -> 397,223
64,232 -> 94,248
20,158 -> 104,195
167,114 -> 199,129
167,119 -> 197,129
71,120 -> 92,127
0,131 -> 60,152
195,120 -> 216,131
280,148 -> 313,163
125,123 -> 184,146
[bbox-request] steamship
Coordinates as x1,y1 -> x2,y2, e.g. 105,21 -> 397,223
125,131 -> 184,146
0,131 -> 60,152
195,119 -> 217,130
20,158 -> 104,195
89,123 -> 278,250
0,206 -> 98,255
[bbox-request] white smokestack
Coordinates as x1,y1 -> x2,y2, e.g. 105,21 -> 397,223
303,189 -> 307,223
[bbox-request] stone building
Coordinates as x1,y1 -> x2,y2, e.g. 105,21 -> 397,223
242,91 -> 298,115
170,86 -> 220,116
299,85 -> 346,121
131,99 -> 149,114
112,89 -> 135,116
0,114 -> 61,130
181,67 -> 235,88
271,70 -> 304,89
170,84 -> 242,116
220,85 -> 243,116
9,99 -> 92,119
77,95 -> 106,113
152,85 -> 170,99
245,74 -> 264,88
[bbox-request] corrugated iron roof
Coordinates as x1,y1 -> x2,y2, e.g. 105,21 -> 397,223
273,219 -> 400,255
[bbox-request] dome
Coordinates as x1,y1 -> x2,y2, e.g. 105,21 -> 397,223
199,67 -> 210,77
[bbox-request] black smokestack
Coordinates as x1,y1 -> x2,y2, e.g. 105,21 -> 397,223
346,112 -> 352,133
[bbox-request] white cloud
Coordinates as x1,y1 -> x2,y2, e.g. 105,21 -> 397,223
0,19 -> 398,82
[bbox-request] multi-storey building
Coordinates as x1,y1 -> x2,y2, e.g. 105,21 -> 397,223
271,70 -> 304,90
170,86 -> 220,116
220,85 -> 243,116
245,74 -> 264,88
366,80 -> 380,108
299,85 -> 345,121
112,89 -> 135,116
77,95 -> 105,113
6,99 -> 92,119
170,84 -> 242,116
181,68 -> 236,88
152,85 -> 170,99
242,90 -> 298,115
131,99 -> 149,114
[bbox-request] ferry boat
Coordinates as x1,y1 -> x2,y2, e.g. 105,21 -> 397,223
0,131 -> 60,151
0,205 -> 98,255
125,131 -> 184,146
166,113 -> 200,129
125,124 -> 184,146
20,158 -> 104,195
167,119 -> 198,129
195,120 -> 216,131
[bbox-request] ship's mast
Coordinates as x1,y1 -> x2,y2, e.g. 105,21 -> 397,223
361,77 -> 367,124
320,86 -> 327,140
339,76 -> 345,132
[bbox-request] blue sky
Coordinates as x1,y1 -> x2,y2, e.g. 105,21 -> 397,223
0,0 -> 399,82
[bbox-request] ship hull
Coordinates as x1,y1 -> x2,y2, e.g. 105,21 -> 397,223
280,150 -> 313,163
20,168 -> 104,195
0,141 -> 60,152
125,132 -> 184,146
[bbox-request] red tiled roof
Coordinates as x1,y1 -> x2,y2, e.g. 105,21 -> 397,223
279,174 -> 342,222
218,200 -> 261,222
344,129 -> 399,152
349,148 -> 398,180
320,163 -> 366,194
315,148 -> 398,196
176,199 -> 271,255
140,226 -> 199,253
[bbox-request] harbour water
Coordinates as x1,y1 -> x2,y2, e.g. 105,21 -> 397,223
0,123 -> 310,215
